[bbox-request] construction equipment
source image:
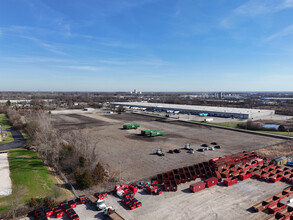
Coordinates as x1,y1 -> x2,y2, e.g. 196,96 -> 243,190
156,148 -> 165,156
104,207 -> 125,220
97,199 -> 106,210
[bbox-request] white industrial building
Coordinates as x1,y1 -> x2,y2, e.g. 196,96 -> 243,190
113,102 -> 275,119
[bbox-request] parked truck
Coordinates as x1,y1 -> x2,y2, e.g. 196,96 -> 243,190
104,207 -> 124,220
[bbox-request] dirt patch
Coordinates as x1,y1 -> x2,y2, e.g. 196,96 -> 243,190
51,114 -> 111,130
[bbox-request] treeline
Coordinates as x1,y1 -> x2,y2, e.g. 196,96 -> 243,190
1,105 -> 107,188
25,112 -> 106,189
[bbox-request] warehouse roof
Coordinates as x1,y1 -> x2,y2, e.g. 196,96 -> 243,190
113,102 -> 275,115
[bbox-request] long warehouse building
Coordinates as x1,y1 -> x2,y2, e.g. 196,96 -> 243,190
113,102 -> 275,119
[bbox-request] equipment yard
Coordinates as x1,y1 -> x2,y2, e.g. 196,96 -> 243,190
24,180 -> 290,220
51,111 -> 284,183
21,111 -> 292,220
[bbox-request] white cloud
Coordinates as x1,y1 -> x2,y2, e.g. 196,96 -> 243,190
265,24 -> 293,41
64,66 -> 102,71
220,0 -> 293,28
0,56 -> 72,63
97,59 -> 169,66
234,0 -> 293,16
21,36 -> 67,55
279,0 -> 293,9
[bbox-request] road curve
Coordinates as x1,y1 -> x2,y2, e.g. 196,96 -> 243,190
0,130 -> 26,151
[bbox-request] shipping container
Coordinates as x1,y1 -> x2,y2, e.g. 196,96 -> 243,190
180,173 -> 187,183
223,177 -> 238,186
149,130 -> 165,137
239,172 -> 252,180
164,181 -> 171,192
268,202 -> 287,214
204,177 -> 218,188
174,174 -> 181,184
157,174 -> 163,184
190,182 -> 206,193
123,124 -> 140,129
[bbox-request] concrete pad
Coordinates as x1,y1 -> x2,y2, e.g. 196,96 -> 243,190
0,153 -> 12,196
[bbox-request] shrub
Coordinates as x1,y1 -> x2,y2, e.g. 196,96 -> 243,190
74,168 -> 94,189
79,156 -> 86,167
28,198 -> 38,208
93,162 -> 106,183
43,196 -> 58,207
81,169 -> 95,189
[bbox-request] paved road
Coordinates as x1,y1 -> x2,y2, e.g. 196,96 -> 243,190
0,130 -> 26,151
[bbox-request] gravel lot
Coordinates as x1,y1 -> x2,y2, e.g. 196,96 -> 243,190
51,112 -> 284,183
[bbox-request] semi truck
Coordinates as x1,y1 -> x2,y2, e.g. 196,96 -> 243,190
104,207 -> 124,220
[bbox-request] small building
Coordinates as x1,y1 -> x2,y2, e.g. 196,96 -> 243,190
273,156 -> 287,166
287,155 -> 293,163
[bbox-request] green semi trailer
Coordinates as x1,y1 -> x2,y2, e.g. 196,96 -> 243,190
123,124 -> 140,129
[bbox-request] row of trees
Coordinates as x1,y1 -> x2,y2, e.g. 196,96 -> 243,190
25,112 -> 106,189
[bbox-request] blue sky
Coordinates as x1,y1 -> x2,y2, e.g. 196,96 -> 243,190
0,0 -> 293,92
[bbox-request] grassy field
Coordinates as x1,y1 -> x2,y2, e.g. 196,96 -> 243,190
0,114 -> 12,130
260,131 -> 293,137
0,149 -> 56,214
190,119 -> 293,138
203,121 -> 241,128
0,132 -> 14,145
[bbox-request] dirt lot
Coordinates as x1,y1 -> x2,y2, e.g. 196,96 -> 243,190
51,112 -> 284,183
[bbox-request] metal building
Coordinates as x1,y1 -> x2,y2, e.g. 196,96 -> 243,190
113,102 -> 275,119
